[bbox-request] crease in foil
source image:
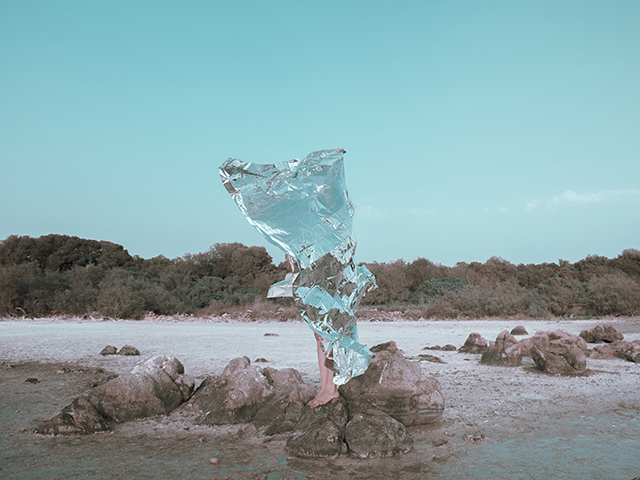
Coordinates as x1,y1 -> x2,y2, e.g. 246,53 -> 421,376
219,148 -> 376,385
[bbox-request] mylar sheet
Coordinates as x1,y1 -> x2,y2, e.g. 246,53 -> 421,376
219,148 -> 376,385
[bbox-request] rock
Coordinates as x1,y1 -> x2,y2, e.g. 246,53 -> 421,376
511,326 -> 528,336
117,345 -> 140,356
100,345 -> 117,356
35,395 -> 109,435
339,341 -> 445,426
580,324 -> 624,343
344,410 -> 413,458
625,341 -> 640,363
529,332 -> 587,375
520,330 -> 588,358
192,357 -> 274,426
480,331 -> 522,367
286,397 -> 348,458
589,340 -> 632,359
418,354 -> 444,363
458,333 -> 488,354
441,344 -> 457,351
253,367 -> 316,435
88,355 -> 194,422
25,377 -> 39,384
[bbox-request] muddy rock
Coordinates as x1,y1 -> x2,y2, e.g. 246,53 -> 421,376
100,345 -> 117,356
344,410 -> 413,458
511,326 -> 529,336
339,341 -> 445,426
35,395 -> 109,435
192,356 -> 274,426
458,333 -> 488,354
529,332 -> 587,375
480,331 -> 522,367
580,324 -> 624,343
254,367 -> 316,435
117,345 -> 140,356
88,355 -> 194,422
286,397 -> 348,458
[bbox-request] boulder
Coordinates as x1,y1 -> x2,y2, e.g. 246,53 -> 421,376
458,333 -> 488,354
480,331 -> 522,367
117,345 -> 140,356
35,396 -> 109,435
344,410 -> 413,458
529,332 -> 587,375
100,345 -> 117,356
286,397 -> 349,458
192,356 -> 274,425
36,355 -> 193,434
520,330 -> 588,358
580,324 -> 624,343
253,367 -> 316,435
339,341 -> 444,426
510,326 -> 529,336
88,355 -> 194,422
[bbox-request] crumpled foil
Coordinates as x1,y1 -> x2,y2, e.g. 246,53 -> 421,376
219,148 -> 376,385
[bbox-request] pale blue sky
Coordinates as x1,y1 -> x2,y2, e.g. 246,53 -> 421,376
1,1 -> 639,266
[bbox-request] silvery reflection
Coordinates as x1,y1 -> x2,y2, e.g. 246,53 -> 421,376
219,148 -> 376,385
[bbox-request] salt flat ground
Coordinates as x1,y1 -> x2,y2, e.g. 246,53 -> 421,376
1,317 -> 639,480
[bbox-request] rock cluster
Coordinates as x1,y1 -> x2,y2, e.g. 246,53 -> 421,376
99,345 -> 140,356
35,355 -> 194,435
580,324 -> 624,343
191,342 -> 444,459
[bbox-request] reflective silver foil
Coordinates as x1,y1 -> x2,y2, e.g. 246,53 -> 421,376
219,148 -> 376,385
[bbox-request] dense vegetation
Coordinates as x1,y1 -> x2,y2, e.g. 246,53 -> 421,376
1,234 -> 639,319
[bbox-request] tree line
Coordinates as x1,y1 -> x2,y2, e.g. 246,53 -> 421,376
1,234 -> 639,319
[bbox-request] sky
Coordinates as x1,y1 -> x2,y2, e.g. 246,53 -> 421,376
1,1 -> 639,267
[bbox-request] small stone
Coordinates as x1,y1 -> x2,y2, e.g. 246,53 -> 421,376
255,358 -> 269,363
510,326 -> 528,336
442,344 -> 457,351
264,333 -> 279,337
209,457 -> 219,464
117,345 -> 140,356
100,345 -> 118,356
418,354 -> 444,363
25,378 -> 39,384
432,437 -> 448,446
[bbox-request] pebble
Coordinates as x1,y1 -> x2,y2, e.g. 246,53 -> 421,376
209,457 -> 219,464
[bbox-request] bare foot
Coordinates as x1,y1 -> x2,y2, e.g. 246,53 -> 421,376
308,390 -> 339,409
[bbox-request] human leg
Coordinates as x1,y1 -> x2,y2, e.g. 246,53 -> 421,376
308,333 -> 339,408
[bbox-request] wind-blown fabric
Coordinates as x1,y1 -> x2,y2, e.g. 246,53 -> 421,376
219,148 -> 376,385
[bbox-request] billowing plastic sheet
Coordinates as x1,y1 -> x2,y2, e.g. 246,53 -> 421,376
219,148 -> 376,385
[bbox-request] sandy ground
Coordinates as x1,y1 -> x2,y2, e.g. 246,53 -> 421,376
1,316 -> 640,479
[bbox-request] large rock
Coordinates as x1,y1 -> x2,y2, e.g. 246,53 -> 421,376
36,355 -> 194,434
192,356 -> 274,425
480,331 -> 522,367
286,397 -> 349,458
35,396 -> 109,435
580,324 -> 624,343
339,341 -> 444,426
88,355 -> 195,422
253,367 -> 316,435
520,330 -> 588,358
344,410 -> 413,458
529,331 -> 587,375
589,340 -> 634,359
458,333 -> 488,354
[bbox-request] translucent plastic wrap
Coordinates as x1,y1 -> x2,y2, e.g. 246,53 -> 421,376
219,148 -> 376,385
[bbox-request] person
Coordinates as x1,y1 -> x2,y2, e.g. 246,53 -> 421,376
219,148 -> 376,408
